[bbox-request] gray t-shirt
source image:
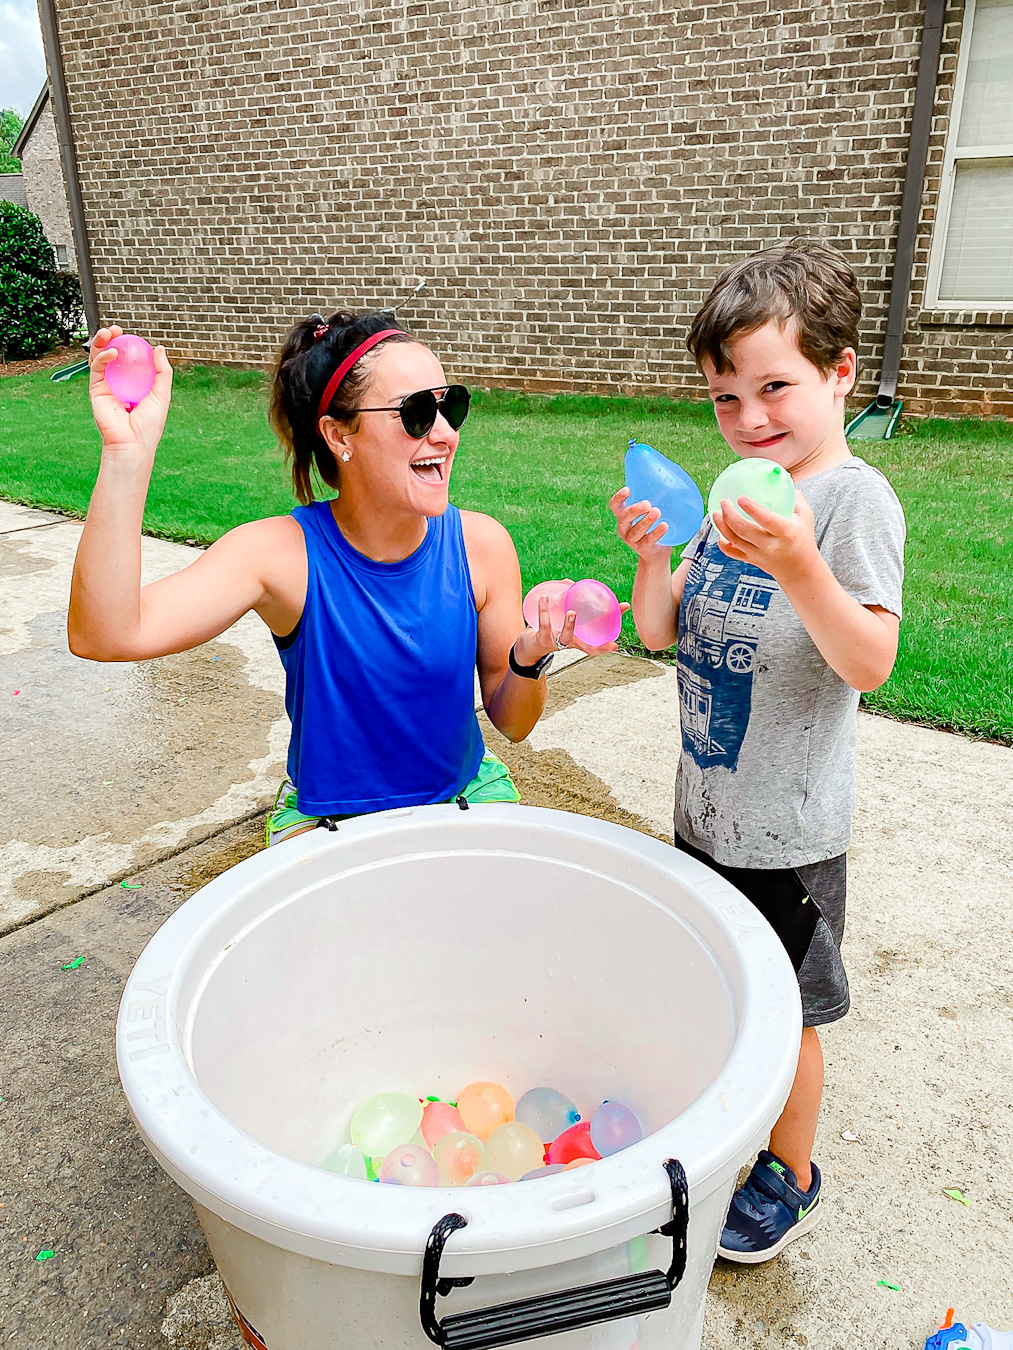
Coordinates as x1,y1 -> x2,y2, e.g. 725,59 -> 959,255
674,456 -> 906,868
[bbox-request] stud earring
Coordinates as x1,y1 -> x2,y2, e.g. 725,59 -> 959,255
341,451 -> 351,462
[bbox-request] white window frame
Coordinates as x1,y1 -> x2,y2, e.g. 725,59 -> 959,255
925,0 -> 1013,310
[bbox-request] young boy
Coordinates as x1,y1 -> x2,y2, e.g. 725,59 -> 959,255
610,238 -> 905,1262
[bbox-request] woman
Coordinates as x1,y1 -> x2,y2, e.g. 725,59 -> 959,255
68,309 -> 622,843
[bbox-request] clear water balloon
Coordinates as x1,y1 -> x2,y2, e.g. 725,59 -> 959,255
421,1101 -> 465,1150
624,440 -> 705,545
349,1092 -> 423,1159
522,580 -> 572,634
467,1171 -> 511,1186
482,1122 -> 545,1181
589,1101 -> 643,1157
546,1120 -> 601,1166
103,334 -> 157,411
434,1131 -> 487,1186
708,458 -> 797,525
457,1082 -> 514,1139
515,1087 -> 580,1143
378,1142 -> 439,1186
320,1142 -> 367,1179
562,580 -> 622,646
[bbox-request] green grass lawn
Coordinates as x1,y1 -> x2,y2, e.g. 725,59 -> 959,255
2,363 -> 1010,743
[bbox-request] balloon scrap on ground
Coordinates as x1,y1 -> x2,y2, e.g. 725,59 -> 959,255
103,334 -> 157,410
708,457 -> 797,526
624,440 -> 706,545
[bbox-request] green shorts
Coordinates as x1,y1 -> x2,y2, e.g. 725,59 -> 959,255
266,750 -> 520,847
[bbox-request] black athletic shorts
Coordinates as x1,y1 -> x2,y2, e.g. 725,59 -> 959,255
673,832 -> 850,1027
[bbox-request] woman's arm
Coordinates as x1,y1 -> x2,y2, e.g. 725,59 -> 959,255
68,328 -> 304,660
461,511 -> 626,743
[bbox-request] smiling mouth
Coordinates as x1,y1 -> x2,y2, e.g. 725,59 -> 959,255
743,432 -> 788,449
410,455 -> 447,484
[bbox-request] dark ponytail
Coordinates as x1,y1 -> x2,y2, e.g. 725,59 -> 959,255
270,310 -> 416,504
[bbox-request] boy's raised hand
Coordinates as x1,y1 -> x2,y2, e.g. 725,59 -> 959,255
89,326 -> 173,457
712,492 -> 820,583
609,486 -> 673,561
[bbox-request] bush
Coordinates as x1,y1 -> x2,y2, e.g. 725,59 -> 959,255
53,270 -> 85,345
0,202 -> 58,360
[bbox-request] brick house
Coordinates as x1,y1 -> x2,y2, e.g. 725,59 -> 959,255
11,86 -> 78,272
40,0 -> 1012,416
0,175 -> 29,209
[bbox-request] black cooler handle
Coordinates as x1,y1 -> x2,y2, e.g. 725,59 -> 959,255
419,1158 -> 688,1350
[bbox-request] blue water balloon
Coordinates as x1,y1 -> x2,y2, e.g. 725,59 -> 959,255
515,1087 -> 580,1143
623,440 -> 705,546
589,1100 -> 643,1157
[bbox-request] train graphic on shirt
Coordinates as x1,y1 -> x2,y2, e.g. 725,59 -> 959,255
677,551 -> 778,769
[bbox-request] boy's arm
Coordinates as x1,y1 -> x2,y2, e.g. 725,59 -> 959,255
631,554 -> 694,651
714,492 -> 900,692
610,486 -> 693,651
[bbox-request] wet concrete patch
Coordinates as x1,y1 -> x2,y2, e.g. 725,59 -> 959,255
4,614 -> 276,855
0,510 -> 289,934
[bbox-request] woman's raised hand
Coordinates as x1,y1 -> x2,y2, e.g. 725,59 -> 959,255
89,326 -> 173,457
514,582 -> 631,661
512,584 -> 575,667
609,485 -> 673,561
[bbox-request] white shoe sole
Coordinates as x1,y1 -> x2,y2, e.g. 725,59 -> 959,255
717,1197 -> 824,1264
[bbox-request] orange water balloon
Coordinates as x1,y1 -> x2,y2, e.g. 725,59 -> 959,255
457,1082 -> 514,1139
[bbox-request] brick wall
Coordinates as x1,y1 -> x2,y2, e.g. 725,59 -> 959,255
54,0 -> 1010,417
20,100 -> 78,272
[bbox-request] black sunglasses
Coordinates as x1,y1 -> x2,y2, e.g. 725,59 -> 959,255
349,384 -> 471,439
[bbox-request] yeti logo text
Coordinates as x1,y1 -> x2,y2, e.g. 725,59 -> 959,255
125,978 -> 170,1060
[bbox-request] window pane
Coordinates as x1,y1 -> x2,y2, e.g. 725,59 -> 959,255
939,158 -> 1013,302
957,0 -> 1013,147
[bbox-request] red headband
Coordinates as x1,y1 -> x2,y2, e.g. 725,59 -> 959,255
316,329 -> 402,423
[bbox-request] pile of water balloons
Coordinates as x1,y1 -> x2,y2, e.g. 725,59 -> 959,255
101,334 -> 157,411
522,580 -> 623,647
321,1082 -> 644,1187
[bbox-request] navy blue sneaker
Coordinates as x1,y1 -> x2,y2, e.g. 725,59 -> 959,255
717,1150 -> 823,1263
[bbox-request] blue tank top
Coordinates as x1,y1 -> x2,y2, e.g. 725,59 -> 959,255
275,501 -> 484,815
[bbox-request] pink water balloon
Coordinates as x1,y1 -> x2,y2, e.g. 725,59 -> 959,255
467,1171 -> 511,1187
421,1101 -> 465,1149
378,1143 -> 439,1187
562,580 -> 622,646
103,334 -> 156,410
522,580 -> 572,634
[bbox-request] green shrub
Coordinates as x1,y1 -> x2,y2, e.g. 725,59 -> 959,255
52,270 -> 85,344
0,202 -> 58,360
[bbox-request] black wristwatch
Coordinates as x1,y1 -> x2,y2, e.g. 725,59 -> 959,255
508,642 -> 554,680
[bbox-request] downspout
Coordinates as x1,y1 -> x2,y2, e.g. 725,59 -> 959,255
36,0 -> 100,336
874,0 -> 946,409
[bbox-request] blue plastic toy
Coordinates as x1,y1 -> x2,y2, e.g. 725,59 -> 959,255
624,440 -> 705,546
923,1310 -> 1013,1350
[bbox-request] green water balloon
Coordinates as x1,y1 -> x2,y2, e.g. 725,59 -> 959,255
349,1092 -> 423,1158
707,458 -> 797,525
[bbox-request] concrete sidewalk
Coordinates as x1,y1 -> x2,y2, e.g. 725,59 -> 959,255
2,503 -> 1011,1350
1,501 -> 289,936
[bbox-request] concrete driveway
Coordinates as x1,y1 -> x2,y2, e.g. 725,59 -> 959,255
1,503 -> 1010,1350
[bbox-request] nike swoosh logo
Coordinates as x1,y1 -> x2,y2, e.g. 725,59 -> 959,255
798,1196 -> 819,1220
